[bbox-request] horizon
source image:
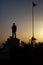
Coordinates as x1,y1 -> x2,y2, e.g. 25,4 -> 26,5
0,0 -> 43,43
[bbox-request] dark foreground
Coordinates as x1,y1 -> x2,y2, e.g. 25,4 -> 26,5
0,38 -> 43,64
0,46 -> 43,64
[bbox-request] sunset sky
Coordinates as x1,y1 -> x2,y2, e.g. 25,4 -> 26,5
0,0 -> 43,43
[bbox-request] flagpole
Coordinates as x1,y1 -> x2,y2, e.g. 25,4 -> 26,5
32,2 -> 34,38
31,2 -> 37,46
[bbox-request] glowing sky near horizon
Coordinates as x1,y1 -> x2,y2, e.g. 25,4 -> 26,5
0,0 -> 43,43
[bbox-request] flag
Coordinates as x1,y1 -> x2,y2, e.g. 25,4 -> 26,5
32,2 -> 37,7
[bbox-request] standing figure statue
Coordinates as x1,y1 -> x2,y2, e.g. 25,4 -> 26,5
12,23 -> 17,38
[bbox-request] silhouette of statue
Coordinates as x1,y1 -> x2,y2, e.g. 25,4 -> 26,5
12,23 -> 17,38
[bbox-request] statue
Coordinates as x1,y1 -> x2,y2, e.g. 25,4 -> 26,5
12,23 -> 17,38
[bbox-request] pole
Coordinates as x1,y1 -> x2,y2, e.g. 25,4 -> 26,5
32,2 -> 34,38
